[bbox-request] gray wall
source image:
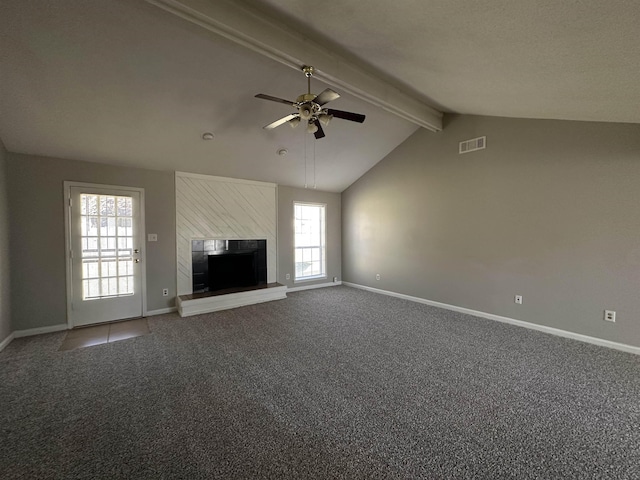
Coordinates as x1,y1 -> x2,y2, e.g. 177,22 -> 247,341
7,153 -> 176,331
342,114 -> 640,348
277,186 -> 341,288
0,139 -> 11,342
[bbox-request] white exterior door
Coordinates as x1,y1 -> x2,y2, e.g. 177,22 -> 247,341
66,184 -> 145,327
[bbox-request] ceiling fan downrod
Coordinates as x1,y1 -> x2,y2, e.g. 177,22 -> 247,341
302,65 -> 315,95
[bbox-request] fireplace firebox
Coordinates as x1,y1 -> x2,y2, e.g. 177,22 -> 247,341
192,239 -> 267,293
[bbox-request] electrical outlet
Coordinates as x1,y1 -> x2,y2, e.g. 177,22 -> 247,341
376,273 -> 381,281
285,273 -> 290,280
333,276 -> 338,283
604,310 -> 616,322
515,295 -> 523,305
162,288 -> 169,297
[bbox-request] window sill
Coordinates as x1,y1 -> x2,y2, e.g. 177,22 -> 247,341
293,275 -> 327,284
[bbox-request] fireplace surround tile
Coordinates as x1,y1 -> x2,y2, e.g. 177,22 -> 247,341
192,239 -> 204,252
176,173 -> 277,295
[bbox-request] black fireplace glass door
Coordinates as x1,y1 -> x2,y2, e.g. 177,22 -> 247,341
208,251 -> 257,291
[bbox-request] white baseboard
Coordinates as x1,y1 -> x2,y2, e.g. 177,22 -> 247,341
146,307 -> 178,316
342,282 -> 640,356
288,281 -> 342,293
0,332 -> 15,352
13,323 -> 68,339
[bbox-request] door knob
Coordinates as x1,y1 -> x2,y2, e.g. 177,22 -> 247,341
134,248 -> 140,254
134,259 -> 140,263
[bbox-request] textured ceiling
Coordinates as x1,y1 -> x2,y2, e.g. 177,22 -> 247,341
0,0 -> 416,192
248,0 -> 640,124
1,0 -> 638,192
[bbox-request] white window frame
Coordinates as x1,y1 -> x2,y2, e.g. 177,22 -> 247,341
293,202 -> 327,282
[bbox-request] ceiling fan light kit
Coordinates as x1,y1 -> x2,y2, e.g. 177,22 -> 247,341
255,65 -> 365,139
289,117 -> 300,128
299,104 -> 313,119
318,113 -> 332,126
307,121 -> 318,134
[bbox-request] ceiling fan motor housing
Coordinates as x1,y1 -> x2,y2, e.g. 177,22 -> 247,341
296,93 -> 316,103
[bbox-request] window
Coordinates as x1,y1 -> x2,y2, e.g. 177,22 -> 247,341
80,194 -> 135,299
294,202 -> 326,281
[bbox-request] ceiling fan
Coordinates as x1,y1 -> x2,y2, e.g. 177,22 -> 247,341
255,65 -> 366,139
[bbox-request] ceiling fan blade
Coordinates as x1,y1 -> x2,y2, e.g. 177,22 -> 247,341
313,119 -> 325,139
314,88 -> 340,106
327,109 -> 366,123
264,113 -> 299,129
255,94 -> 296,106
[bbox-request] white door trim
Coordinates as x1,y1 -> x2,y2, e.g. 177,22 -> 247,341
64,181 -> 147,328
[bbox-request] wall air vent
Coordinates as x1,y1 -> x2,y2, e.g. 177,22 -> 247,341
459,136 -> 486,154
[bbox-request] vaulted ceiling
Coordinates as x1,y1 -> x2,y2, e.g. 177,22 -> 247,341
1,1 -> 638,192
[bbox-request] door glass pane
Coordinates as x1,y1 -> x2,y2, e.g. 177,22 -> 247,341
80,194 -> 135,300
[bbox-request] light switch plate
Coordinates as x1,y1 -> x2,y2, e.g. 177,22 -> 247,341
148,234 -> 158,242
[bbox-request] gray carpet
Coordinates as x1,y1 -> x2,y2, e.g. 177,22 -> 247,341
1,286 -> 639,479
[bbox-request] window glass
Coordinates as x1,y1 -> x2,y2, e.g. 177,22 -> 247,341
294,203 -> 326,280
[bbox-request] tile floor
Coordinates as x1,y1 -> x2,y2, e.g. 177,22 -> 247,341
59,318 -> 150,351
